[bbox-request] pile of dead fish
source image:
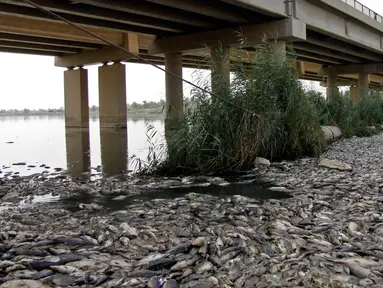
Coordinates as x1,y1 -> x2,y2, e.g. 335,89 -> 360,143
1,134 -> 383,287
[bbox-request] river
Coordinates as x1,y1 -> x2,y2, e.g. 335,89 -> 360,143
0,115 -> 164,178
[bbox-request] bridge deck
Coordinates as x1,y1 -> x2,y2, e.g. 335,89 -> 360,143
0,0 -> 382,87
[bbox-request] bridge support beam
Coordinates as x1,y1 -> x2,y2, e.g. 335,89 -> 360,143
358,72 -> 369,99
98,62 -> 127,128
350,73 -> 369,103
64,67 -> 89,128
164,52 -> 184,131
270,40 -> 286,55
211,46 -> 230,97
326,72 -> 338,101
65,127 -> 90,178
350,86 -> 359,103
100,128 -> 128,177
148,18 -> 306,55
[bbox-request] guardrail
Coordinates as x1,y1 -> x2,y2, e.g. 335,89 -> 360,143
341,0 -> 383,23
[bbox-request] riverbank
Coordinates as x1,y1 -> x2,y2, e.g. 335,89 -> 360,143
1,134 -> 383,287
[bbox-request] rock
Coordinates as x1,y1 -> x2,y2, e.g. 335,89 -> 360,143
318,158 -> 352,171
254,157 -> 270,168
322,126 -> 334,142
327,126 -> 342,140
367,126 -> 377,132
0,280 -> 50,288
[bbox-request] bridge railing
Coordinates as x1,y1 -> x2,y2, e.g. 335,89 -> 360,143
341,0 -> 383,23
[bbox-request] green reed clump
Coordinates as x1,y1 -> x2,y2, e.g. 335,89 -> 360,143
311,89 -> 383,137
357,90 -> 383,127
135,43 -> 325,175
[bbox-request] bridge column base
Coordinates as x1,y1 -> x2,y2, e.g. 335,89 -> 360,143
211,45 -> 230,97
98,62 -> 127,129
64,68 -> 89,128
65,127 -> 90,178
165,52 -> 184,132
100,128 -> 128,177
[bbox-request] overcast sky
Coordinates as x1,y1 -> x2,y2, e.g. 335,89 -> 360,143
0,0 -> 381,109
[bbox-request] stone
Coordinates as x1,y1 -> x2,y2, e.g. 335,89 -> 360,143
254,157 -> 270,167
321,126 -> 334,142
327,125 -> 342,140
318,158 -> 352,171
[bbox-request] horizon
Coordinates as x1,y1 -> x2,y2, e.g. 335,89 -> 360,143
0,0 -> 380,110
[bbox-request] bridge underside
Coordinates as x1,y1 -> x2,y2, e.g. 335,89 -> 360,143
1,0 -> 383,127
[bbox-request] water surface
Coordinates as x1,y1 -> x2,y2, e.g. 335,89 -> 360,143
0,115 -> 164,177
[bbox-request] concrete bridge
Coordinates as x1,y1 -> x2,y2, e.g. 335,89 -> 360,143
1,0 -> 383,128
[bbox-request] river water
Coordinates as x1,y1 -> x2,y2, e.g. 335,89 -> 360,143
0,115 -> 164,177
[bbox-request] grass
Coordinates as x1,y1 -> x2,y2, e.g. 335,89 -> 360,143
130,43 -> 383,176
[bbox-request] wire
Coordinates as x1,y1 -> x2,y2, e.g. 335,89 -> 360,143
23,0 -> 260,118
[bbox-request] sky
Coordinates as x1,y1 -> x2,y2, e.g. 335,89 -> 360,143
0,0 -> 381,110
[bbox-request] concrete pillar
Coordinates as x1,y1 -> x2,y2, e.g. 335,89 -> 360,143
326,72 -> 338,101
65,127 -> 90,178
350,86 -> 359,103
358,72 -> 369,99
270,40 -> 286,57
64,68 -> 89,128
211,46 -> 230,96
165,52 -> 184,131
100,128 -> 127,177
98,62 -> 127,128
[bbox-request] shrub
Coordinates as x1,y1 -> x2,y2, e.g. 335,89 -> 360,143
133,43 -> 324,175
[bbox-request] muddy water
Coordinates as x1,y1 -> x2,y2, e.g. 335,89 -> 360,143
58,178 -> 291,213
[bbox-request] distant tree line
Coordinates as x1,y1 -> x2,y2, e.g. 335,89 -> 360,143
0,100 -> 167,116
0,107 -> 64,116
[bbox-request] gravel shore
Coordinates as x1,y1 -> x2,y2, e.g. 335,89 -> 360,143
1,134 -> 383,288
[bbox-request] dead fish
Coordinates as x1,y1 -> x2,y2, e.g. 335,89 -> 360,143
128,269 -> 164,278
195,261 -> 213,274
332,258 -> 379,269
33,269 -> 54,280
49,265 -> 78,274
347,262 -> 372,279
171,257 -> 199,271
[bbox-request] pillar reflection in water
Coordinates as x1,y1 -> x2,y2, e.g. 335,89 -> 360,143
100,128 -> 128,177
65,127 -> 91,177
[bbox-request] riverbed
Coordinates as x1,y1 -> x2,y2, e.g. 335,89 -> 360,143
1,134 -> 383,287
